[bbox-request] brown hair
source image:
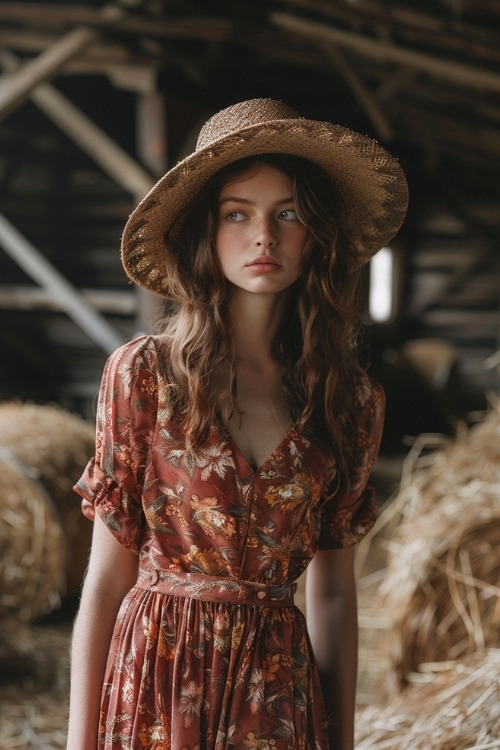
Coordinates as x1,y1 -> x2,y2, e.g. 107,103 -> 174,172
157,153 -> 366,492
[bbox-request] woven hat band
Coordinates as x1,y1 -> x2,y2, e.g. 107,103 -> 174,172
196,99 -> 301,151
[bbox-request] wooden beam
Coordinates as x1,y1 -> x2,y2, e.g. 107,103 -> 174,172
0,26 -> 96,118
0,3 -> 233,41
319,43 -> 393,141
0,285 -> 136,314
0,213 -> 125,354
0,50 -> 155,201
392,100 -> 500,161
271,12 -> 500,94
0,4 -> 127,119
266,0 -> 500,65
0,28 -> 132,64
376,67 -> 419,101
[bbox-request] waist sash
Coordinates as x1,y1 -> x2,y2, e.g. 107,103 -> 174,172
135,566 -> 296,607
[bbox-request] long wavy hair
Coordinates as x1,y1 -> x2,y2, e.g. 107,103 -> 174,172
157,153 -> 366,492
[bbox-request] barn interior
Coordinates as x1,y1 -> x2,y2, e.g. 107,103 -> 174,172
1,1 -> 500,748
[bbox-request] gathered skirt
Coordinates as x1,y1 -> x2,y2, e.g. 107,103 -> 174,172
98,571 -> 328,750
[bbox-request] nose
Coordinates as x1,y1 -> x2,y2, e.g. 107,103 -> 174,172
254,216 -> 277,249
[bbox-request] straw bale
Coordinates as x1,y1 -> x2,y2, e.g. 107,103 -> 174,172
0,689 -> 68,750
356,648 -> 500,749
0,457 -> 65,622
0,401 -> 95,594
0,621 -> 70,749
379,401 -> 500,685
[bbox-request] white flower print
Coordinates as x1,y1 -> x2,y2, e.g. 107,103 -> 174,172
195,443 -> 235,481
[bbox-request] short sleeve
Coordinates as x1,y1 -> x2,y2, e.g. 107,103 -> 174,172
318,374 -> 385,550
74,335 -> 159,553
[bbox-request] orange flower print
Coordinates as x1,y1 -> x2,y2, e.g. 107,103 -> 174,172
258,543 -> 290,579
116,442 -> 133,468
143,614 -> 159,651
242,731 -> 277,749
159,495 -> 190,528
213,610 -> 231,653
181,545 -> 232,576
156,622 -> 175,660
144,497 -> 172,533
264,473 -> 311,512
230,620 -> 245,650
190,494 -> 237,539
138,723 -> 149,747
140,374 -> 158,398
137,713 -> 170,749
263,653 -> 281,682
310,478 -> 321,504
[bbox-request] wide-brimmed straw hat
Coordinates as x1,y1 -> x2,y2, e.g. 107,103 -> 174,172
121,98 -> 408,297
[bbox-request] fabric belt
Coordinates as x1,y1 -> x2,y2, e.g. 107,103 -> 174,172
135,566 -> 296,607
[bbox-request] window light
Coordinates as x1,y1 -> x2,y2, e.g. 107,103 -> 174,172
369,246 -> 394,323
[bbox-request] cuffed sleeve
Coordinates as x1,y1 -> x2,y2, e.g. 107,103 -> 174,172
74,336 -> 159,553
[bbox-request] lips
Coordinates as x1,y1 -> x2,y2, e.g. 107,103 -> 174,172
247,255 -> 282,272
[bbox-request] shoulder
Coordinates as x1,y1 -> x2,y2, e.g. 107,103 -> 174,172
348,370 -> 385,477
99,335 -> 163,403
352,368 -> 385,414
349,369 -> 385,452
105,334 -> 160,371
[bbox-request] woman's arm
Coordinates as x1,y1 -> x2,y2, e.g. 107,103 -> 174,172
67,512 -> 139,750
305,547 -> 358,750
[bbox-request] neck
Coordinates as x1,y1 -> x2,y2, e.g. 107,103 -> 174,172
229,288 -> 290,361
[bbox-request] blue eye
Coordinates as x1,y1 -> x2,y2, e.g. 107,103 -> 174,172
227,211 -> 245,222
279,209 -> 298,220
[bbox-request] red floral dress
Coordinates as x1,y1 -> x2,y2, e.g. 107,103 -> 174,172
75,335 -> 384,750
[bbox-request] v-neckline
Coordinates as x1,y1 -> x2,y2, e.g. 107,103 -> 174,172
223,421 -> 299,476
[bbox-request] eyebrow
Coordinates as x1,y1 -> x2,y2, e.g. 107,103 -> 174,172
218,196 -> 295,206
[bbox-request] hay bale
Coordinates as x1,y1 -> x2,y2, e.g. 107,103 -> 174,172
0,401 -> 95,594
356,648 -> 500,749
0,619 -> 70,749
0,456 -> 65,621
380,401 -> 500,686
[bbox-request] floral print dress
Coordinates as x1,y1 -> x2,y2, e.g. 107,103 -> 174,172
75,335 -> 384,750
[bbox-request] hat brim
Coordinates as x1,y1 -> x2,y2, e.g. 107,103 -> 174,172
121,117 -> 409,297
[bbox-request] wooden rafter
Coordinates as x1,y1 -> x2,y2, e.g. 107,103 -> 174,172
270,12 -> 500,94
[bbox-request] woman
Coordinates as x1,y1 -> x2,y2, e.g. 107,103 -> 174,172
68,98 -> 408,750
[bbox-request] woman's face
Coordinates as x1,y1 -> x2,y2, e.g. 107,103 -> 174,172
215,163 -> 309,297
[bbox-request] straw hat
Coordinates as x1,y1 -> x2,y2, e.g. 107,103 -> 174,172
121,98 -> 408,297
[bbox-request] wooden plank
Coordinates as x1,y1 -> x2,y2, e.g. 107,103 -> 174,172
0,285 -> 136,314
0,213 -> 125,354
0,23 -> 105,118
319,44 -> 393,141
0,50 -> 155,200
0,3 -> 233,40
271,12 -> 500,93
